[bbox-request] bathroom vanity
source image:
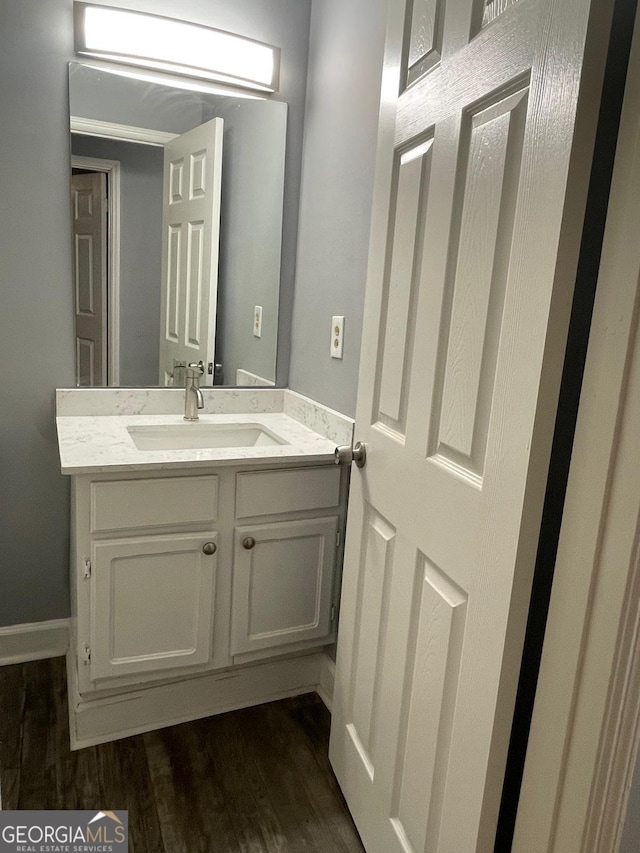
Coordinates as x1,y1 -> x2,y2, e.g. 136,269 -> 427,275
56,388 -> 353,748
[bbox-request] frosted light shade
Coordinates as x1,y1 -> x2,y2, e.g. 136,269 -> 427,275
74,3 -> 280,93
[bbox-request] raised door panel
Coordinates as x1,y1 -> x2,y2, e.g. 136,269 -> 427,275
71,171 -> 107,386
90,532 -> 217,680
165,225 -> 181,344
186,220 -> 205,347
231,517 -> 337,656
406,0 -> 444,86
373,137 -> 434,439
427,87 -> 528,482
481,0 -> 519,29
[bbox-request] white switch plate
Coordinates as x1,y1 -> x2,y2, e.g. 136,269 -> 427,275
253,305 -> 263,338
331,316 -> 345,359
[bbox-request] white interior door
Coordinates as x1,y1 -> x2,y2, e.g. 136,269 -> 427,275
330,0 -> 606,851
71,171 -> 107,386
159,118 -> 223,385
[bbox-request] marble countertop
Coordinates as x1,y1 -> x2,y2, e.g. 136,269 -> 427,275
56,412 -> 339,474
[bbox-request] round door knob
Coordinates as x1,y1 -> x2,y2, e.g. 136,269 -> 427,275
202,541 -> 217,555
334,441 -> 367,469
242,536 -> 256,550
353,441 -> 367,468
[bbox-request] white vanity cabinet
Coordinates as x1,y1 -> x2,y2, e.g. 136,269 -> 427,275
57,391 -> 353,748
70,462 -> 345,702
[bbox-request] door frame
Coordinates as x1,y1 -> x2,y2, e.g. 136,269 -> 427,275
71,154 -> 121,386
513,4 -> 640,849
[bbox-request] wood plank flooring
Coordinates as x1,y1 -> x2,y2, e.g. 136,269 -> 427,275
0,658 -> 365,853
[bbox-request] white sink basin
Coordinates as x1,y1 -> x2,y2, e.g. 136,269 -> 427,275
127,423 -> 289,451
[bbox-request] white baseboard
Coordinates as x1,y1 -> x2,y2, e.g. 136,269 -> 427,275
0,619 -> 70,666
317,653 -> 336,711
68,651 -> 335,750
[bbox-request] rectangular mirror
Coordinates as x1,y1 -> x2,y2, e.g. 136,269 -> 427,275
69,61 -> 287,388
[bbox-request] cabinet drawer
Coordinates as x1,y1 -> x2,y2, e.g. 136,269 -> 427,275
91,476 -> 218,533
235,466 -> 340,518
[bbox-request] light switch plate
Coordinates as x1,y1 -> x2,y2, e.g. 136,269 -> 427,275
253,305 -> 263,338
331,316 -> 345,359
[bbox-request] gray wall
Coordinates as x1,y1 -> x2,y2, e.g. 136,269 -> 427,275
210,99 -> 287,384
0,0 -> 75,627
72,134 -> 164,386
0,0 -> 310,628
288,0 -> 388,417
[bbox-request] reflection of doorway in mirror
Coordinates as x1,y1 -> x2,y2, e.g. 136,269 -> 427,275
71,156 -> 121,386
71,134 -> 166,387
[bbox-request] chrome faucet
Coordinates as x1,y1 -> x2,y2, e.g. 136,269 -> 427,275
184,362 -> 205,421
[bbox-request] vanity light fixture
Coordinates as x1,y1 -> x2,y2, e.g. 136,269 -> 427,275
73,3 -> 280,93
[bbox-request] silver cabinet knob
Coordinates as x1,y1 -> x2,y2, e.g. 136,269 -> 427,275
242,537 -> 256,550
334,441 -> 367,469
202,541 -> 217,555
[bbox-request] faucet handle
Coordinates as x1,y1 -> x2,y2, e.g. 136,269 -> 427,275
186,361 -> 204,378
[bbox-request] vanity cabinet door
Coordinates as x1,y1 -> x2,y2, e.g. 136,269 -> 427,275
89,532 -> 218,681
231,517 -> 337,657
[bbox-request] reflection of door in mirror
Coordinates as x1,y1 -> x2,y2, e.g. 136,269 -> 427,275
159,117 -> 223,386
71,171 -> 107,386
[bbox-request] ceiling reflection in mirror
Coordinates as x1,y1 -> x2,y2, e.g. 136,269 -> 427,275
69,61 -> 287,388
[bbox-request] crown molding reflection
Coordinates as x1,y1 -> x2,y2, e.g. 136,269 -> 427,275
70,115 -> 177,146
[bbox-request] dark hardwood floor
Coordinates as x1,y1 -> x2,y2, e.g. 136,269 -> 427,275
0,658 -> 365,853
